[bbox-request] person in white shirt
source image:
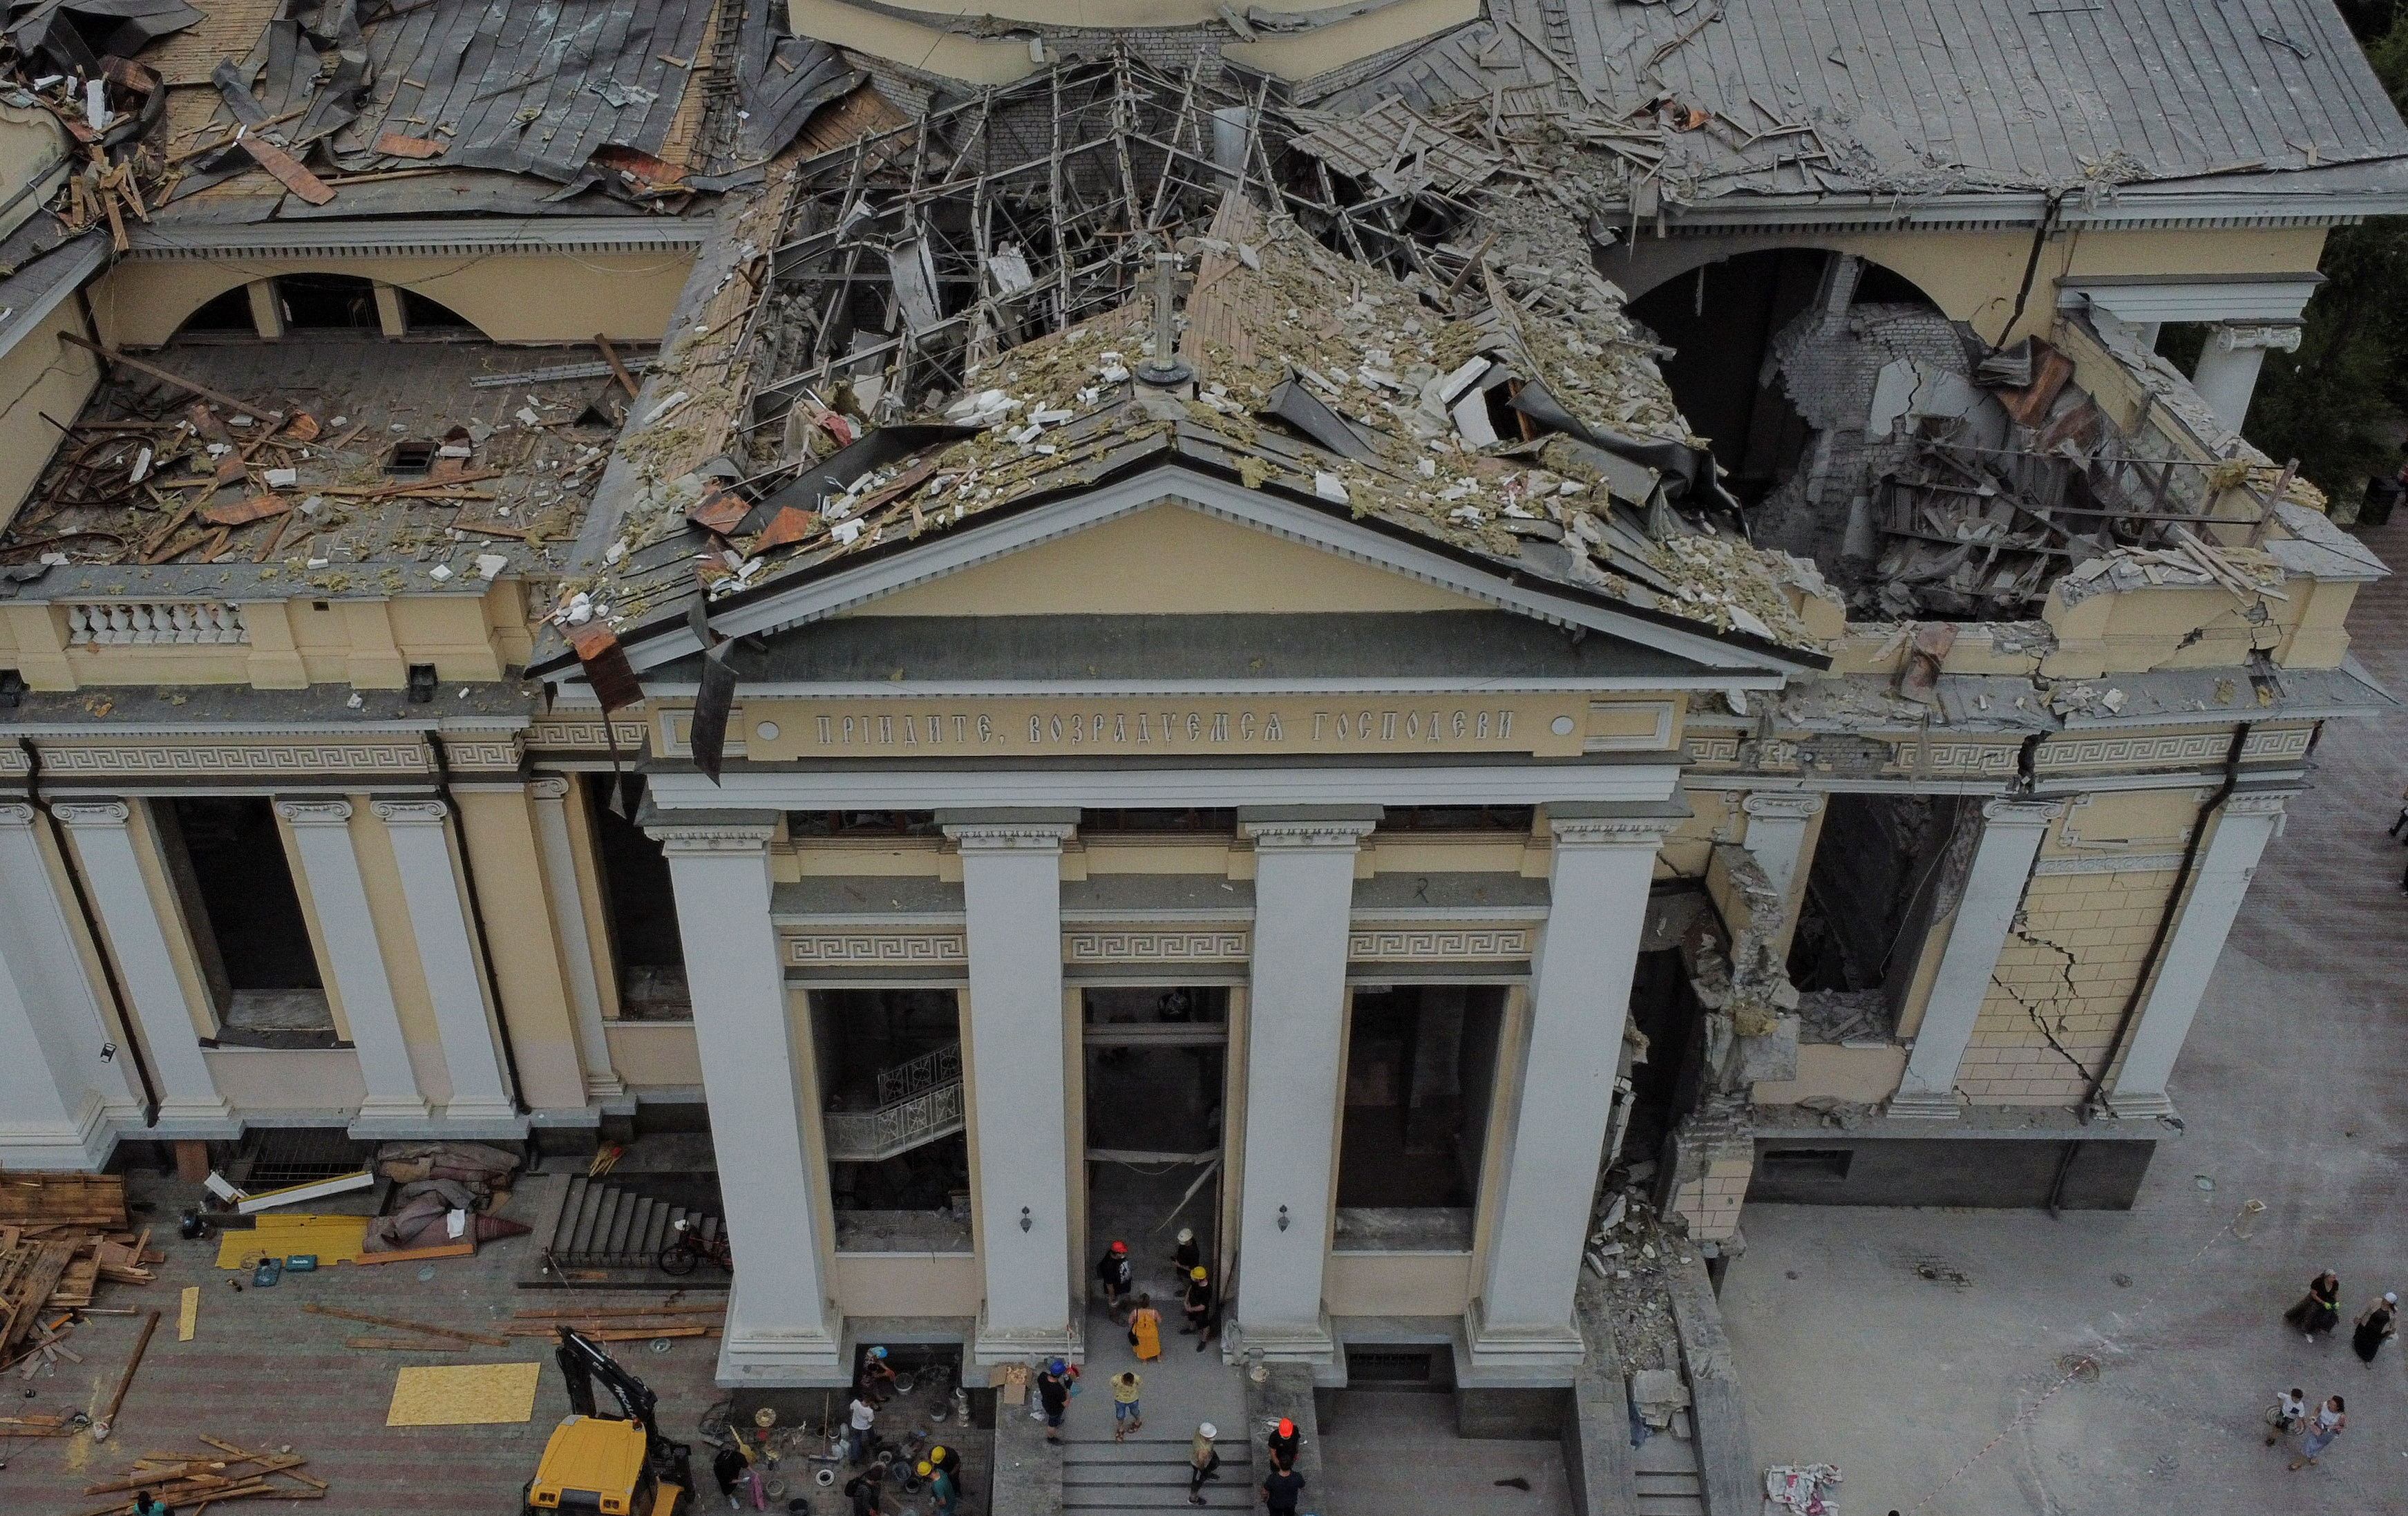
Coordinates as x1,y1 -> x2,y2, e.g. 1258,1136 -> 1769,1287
2264,1387 -> 2306,1446
848,1395 -> 878,1463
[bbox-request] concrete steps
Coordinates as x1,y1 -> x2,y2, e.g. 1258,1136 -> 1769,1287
547,1175 -> 722,1270
1632,1419 -> 1705,1516
1061,1437 -> 1254,1512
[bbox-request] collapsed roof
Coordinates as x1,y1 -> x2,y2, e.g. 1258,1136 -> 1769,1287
552,58 -> 1845,667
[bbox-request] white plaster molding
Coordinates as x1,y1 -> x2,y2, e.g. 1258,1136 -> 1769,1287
39,743 -> 432,776
944,822 -> 1080,851
2032,853 -> 2188,876
439,738 -> 525,773
1981,798 -> 2066,826
1240,818 -> 1381,849
529,775 -> 572,801
0,802 -> 33,826
1739,792 -> 1825,821
2221,791 -> 2293,817
1347,927 -> 1534,960
370,799 -> 450,826
649,823 -> 779,854
274,798 -> 356,827
52,800 -> 133,827
784,931 -> 968,965
1550,815 -> 1678,847
1064,929 -> 1251,962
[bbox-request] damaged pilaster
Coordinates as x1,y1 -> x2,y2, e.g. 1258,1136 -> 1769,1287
1658,1095 -> 1754,1245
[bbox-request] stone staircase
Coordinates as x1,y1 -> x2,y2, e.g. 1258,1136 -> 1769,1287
822,1041 -> 966,1163
547,1175 -> 724,1271
1632,1419 -> 1706,1516
1061,1436 -> 1255,1513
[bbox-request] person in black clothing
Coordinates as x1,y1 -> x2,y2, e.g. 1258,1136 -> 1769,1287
846,1461 -> 886,1516
1172,1227 -> 1201,1278
1097,1240 -> 1133,1320
1260,1466 -> 1306,1516
1182,1267 -> 1212,1334
1265,1417 -> 1299,1474
1037,1358 -> 1073,1443
713,1445 -> 751,1509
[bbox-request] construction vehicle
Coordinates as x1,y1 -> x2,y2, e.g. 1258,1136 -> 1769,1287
522,1327 -> 695,1516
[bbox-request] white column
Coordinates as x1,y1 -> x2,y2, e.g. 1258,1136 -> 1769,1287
372,799 -> 519,1126
274,798 -> 432,1129
1889,799 -> 2063,1118
2190,321 -> 2300,433
1738,790 -> 1822,948
53,800 -> 234,1131
653,813 -> 840,1382
944,810 -> 1080,1362
0,804 -> 138,1166
1468,808 -> 1674,1376
2107,791 -> 2288,1117
530,776 -> 623,1100
1231,807 -> 1378,1363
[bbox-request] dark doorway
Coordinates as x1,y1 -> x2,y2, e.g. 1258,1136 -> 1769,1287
587,775 -> 688,1018
1083,987 -> 1226,1320
813,988 -> 970,1249
153,797 -> 332,1043
1331,985 -> 1505,1251
276,274 -> 379,330
399,290 -> 478,334
1787,793 -> 1969,1021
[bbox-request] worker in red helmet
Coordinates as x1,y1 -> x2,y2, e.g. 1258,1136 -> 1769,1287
1267,1416 -> 1300,1473
1097,1238 -> 1134,1321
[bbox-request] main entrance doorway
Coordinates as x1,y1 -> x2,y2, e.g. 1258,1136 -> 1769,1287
1081,987 -> 1230,1326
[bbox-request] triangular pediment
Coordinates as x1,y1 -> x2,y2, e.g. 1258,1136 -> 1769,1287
600,473 -> 1813,689
846,501 -> 1489,618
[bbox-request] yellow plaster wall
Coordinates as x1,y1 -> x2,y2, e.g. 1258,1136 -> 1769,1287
87,252 -> 696,348
603,1021 -> 704,1086
349,799 -> 455,1104
0,296 -> 100,532
832,1252 -> 983,1317
1323,1251 -> 1472,1316
781,835 -> 947,881
204,1048 -> 367,1110
851,502 -> 1487,618
28,587 -> 531,690
1821,225 -> 2329,345
1752,1043 -> 1908,1106
451,786 -> 588,1110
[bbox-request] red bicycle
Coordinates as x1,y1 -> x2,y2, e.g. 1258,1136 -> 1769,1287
657,1216 -> 732,1275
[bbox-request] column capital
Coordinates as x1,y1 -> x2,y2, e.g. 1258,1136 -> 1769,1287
647,813 -> 779,854
528,775 -> 573,802
1980,797 -> 2065,826
1241,818 -> 1378,849
52,799 -> 131,828
1548,803 -> 1682,848
274,797 -> 354,826
0,802 -> 34,828
2222,790 -> 2293,817
1740,790 -> 1824,821
371,798 -> 450,826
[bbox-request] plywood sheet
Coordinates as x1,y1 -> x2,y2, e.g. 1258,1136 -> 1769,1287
214,1214 -> 370,1269
178,1284 -> 199,1342
386,1362 -> 543,1426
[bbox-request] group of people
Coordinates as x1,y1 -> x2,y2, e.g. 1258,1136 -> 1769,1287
1097,1231 -> 1217,1347
817,1346 -> 961,1516
2273,1273 -> 2398,1470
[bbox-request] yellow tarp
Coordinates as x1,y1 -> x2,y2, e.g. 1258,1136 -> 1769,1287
214,1213 -> 370,1269
386,1362 -> 543,1426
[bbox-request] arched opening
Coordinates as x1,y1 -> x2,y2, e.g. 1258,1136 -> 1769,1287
1627,249 -> 1946,509
175,284 -> 258,339
399,289 -> 477,334
276,272 -> 380,331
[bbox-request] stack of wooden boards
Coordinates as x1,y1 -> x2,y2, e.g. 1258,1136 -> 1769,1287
0,1172 -> 156,1372
70,1434 -> 328,1515
330,1298 -> 725,1352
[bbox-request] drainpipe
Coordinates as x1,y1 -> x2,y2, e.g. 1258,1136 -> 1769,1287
430,732 -> 529,1116
18,737 -> 160,1127
2045,722 -> 2250,1215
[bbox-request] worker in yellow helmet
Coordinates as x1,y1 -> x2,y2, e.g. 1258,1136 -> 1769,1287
1182,1263 -> 1213,1347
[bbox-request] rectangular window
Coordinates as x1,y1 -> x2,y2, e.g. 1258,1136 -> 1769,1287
1080,808 -> 1238,835
787,811 -> 940,837
153,797 -> 334,1046
1759,1148 -> 1852,1180
1333,984 -> 1506,1251
588,775 -> 689,1020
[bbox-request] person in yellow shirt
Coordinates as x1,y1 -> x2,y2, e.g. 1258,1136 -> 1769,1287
1110,1371 -> 1144,1441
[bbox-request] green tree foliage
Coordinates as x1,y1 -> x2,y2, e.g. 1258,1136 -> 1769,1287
2243,15 -> 2408,512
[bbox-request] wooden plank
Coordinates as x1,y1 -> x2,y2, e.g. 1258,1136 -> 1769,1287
345,1336 -> 469,1350
298,1303 -> 504,1345
241,135 -> 336,205
53,336 -> 258,419
510,1303 -> 726,1318
372,132 -> 446,158
350,1241 -> 475,1267
200,495 -> 288,527
89,1308 -> 160,1441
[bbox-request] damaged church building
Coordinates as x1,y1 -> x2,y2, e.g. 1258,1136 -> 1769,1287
0,0 -> 2400,1405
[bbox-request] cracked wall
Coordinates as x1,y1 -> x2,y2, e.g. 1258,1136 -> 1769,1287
1956,801 -> 2189,1103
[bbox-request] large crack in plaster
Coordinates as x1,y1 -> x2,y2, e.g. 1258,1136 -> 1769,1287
1992,913 -> 2096,1083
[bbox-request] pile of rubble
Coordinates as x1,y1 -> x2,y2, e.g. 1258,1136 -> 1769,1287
0,1172 -> 157,1382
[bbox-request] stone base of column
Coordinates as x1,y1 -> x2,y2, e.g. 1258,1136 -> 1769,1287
715,1281 -> 846,1386
151,1095 -> 241,1138
584,1072 -> 629,1101
345,1096 -> 435,1137
1462,1296 -> 1586,1381
435,1099 -> 531,1137
0,1092 -> 119,1171
2103,1090 -> 2179,1121
972,1304 -> 1082,1367
1884,1090 -> 1961,1119
1227,1305 -> 1335,1367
